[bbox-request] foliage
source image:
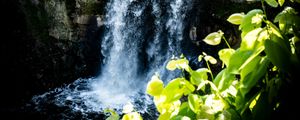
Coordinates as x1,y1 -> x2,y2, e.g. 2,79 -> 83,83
146,0 -> 300,119
105,103 -> 143,120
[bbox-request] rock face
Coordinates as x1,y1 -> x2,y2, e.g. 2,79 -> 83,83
0,0 -> 105,113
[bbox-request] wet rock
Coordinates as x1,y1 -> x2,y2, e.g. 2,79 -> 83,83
74,15 -> 92,25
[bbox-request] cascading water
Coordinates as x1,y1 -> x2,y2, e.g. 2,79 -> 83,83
31,0 -> 193,118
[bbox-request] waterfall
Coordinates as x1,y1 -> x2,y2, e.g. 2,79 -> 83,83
31,0 -> 193,117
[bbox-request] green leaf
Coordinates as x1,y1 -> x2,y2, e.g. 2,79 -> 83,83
158,112 -> 172,120
227,13 -> 245,25
239,9 -> 263,38
166,58 -> 190,71
166,60 -> 177,71
218,48 -> 235,67
239,56 -> 261,96
177,102 -> 196,119
227,49 -> 253,74
176,59 -> 190,70
188,94 -> 202,113
274,7 -> 297,23
225,109 -> 240,120
198,55 -> 203,62
240,56 -> 261,82
265,39 -> 291,71
266,21 -> 283,38
203,30 -> 224,45
274,7 -> 299,34
162,78 -> 185,102
251,14 -> 264,25
278,0 -> 285,6
170,116 -> 191,120
241,28 -> 264,50
213,69 -> 235,91
182,80 -> 195,95
240,57 -> 270,96
204,55 -> 217,64
146,74 -> 164,96
204,95 -> 227,113
265,0 -> 279,7
105,109 -> 120,120
196,105 -> 215,119
190,68 -> 209,86
122,112 -> 143,120
216,110 -> 232,120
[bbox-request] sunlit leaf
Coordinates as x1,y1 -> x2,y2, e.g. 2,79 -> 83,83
182,80 -> 195,95
190,68 -> 209,85
266,21 -> 283,38
158,112 -> 171,120
241,28 -> 263,50
105,109 -> 120,120
205,95 -> 228,113
196,105 -> 215,119
155,97 -> 181,117
240,56 -> 261,82
203,30 -> 224,45
251,14 -> 263,25
122,112 -> 143,120
240,9 -> 263,37
188,94 -> 202,113
240,57 -> 270,96
239,56 -> 261,96
218,48 -> 235,67
146,74 -> 164,96
157,100 -> 181,120
238,46 -> 264,71
249,93 -> 261,111
162,78 -> 184,102
227,13 -> 245,25
198,55 -> 203,62
166,59 -> 190,72
170,116 -> 191,120
204,55 -> 217,64
176,59 -> 190,71
278,0 -> 285,6
153,96 -> 166,113
257,29 -> 269,42
227,49 -> 253,74
265,0 -> 279,7
213,69 -> 235,91
166,60 -> 177,71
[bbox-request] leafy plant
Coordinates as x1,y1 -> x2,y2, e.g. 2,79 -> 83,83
146,0 -> 300,119
105,103 -> 143,120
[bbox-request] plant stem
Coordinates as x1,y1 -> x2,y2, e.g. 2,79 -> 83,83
261,0 -> 268,20
206,61 -> 214,80
222,36 -> 231,49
